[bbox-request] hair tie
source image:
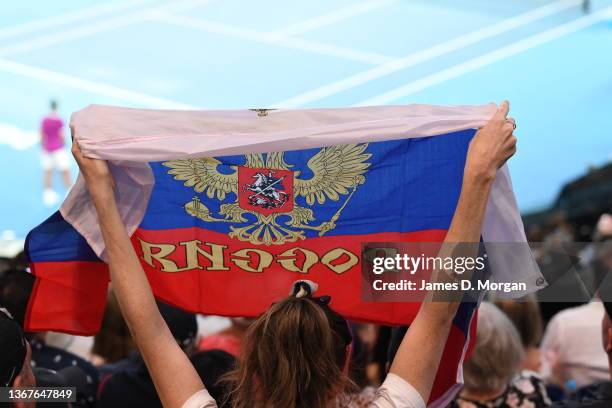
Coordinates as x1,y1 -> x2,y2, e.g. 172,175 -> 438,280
317,296 -> 332,305
290,280 -> 318,298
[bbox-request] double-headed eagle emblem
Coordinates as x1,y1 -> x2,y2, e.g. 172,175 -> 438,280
163,144 -> 371,245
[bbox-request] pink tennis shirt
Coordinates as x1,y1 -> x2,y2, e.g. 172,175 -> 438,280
41,114 -> 64,152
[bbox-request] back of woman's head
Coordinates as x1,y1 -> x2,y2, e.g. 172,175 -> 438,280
492,296 -> 543,348
226,281 -> 353,408
463,302 -> 524,394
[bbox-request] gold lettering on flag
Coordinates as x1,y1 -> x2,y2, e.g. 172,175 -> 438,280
136,238 -> 358,275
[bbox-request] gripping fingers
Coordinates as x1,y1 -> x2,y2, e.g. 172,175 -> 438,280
495,100 -> 510,120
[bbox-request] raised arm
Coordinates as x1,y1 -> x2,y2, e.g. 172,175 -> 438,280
388,101 -> 517,401
71,142 -> 205,408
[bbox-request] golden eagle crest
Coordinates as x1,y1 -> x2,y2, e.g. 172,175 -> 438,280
163,144 -> 371,246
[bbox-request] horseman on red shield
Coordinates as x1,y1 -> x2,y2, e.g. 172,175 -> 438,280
245,170 -> 290,210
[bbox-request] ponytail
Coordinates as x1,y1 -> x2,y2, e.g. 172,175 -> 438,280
225,280 -> 354,408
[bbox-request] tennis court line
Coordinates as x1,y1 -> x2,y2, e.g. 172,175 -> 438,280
272,0 -> 585,108
356,6 -> 612,106
0,58 -> 196,109
0,123 -> 38,151
0,0 -> 155,42
0,0 -> 216,57
154,14 -> 395,65
267,0 -> 398,37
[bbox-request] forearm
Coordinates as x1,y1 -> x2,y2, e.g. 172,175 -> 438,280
420,170 -> 493,319
92,191 -> 205,407
89,187 -> 165,342
389,171 -> 494,399
445,169 -> 493,243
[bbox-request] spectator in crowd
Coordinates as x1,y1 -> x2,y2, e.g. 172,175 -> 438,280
40,99 -> 72,206
374,326 -> 393,384
0,308 -> 94,408
70,100 -> 517,407
0,265 -> 96,366
197,317 -> 252,357
0,309 -> 35,408
544,213 -> 575,249
349,324 -> 376,388
97,301 -> 198,408
537,212 -> 584,324
593,214 -> 612,242
570,214 -> 612,298
28,334 -> 99,406
451,302 -> 551,408
344,329 -> 381,407
91,290 -> 135,366
350,323 -> 381,386
0,269 -> 33,326
190,350 -> 235,407
494,295 -> 544,371
0,268 -> 99,405
548,299 -> 612,407
0,251 -> 27,277
540,300 -> 610,389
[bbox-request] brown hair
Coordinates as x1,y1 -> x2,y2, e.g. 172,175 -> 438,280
493,296 -> 543,348
224,291 -> 354,408
92,290 -> 135,363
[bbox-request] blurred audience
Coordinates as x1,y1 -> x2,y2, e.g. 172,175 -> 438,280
0,268 -> 33,326
0,309 -> 93,407
0,308 -> 35,405
96,301 -> 197,408
593,214 -> 612,242
190,349 -> 235,407
1,209 -> 611,406
197,317 -> 252,357
544,213 -> 575,249
0,268 -> 99,406
90,290 -> 135,366
539,214 -> 612,391
548,300 -> 612,407
540,300 -> 610,389
28,333 -> 99,406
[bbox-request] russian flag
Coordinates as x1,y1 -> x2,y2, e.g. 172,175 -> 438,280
25,104 -> 540,407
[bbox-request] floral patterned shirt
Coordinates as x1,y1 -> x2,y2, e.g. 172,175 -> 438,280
451,372 -> 551,408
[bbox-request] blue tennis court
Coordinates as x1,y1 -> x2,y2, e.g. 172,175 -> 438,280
1,0 -> 611,240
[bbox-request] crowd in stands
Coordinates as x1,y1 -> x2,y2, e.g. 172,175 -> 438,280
1,210 -> 610,407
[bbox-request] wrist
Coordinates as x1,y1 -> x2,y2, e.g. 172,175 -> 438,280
88,183 -> 115,206
421,302 -> 457,326
463,165 -> 496,187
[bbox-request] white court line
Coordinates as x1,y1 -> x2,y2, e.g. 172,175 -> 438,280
267,0 -> 398,37
154,14 -> 395,65
0,123 -> 38,150
0,58 -> 196,109
272,0 -> 585,108
0,0 -> 155,41
357,7 -> 612,106
0,0 -> 216,57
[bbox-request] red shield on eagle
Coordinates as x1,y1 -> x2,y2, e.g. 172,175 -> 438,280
238,167 -> 294,215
